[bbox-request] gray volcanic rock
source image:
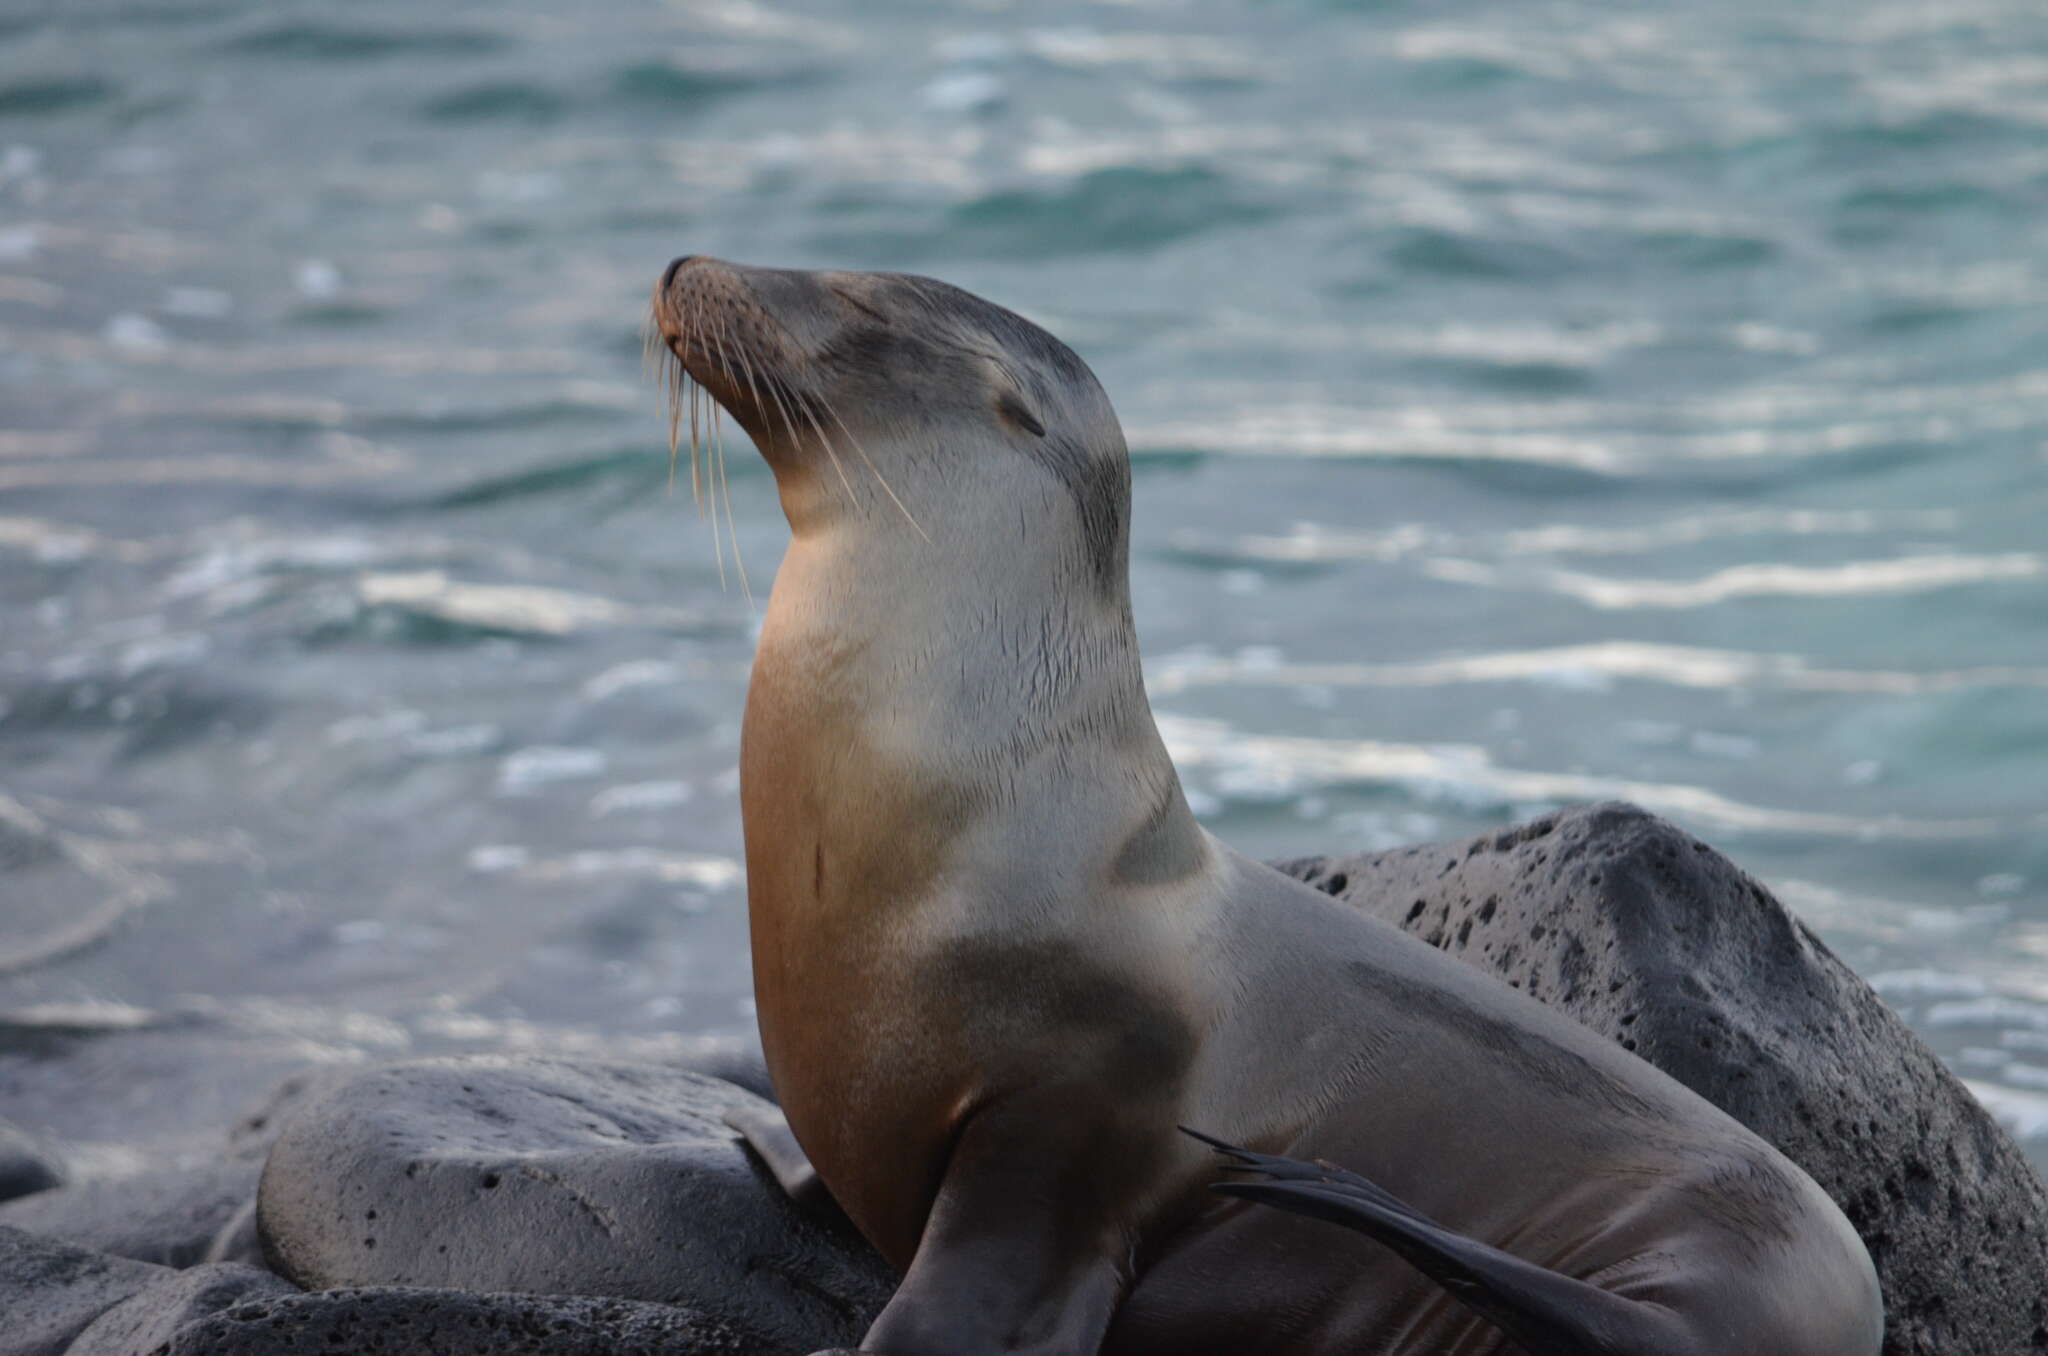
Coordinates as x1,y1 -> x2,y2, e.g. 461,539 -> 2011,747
65,1262 -> 296,1356
225,1067 -> 364,1161
0,1121 -> 61,1205
0,1158 -> 259,1267
203,1196 -> 263,1266
0,1225 -> 164,1356
257,1057 -> 891,1354
686,1046 -> 776,1103
115,1286 -> 756,1356
1275,801 -> 2048,1356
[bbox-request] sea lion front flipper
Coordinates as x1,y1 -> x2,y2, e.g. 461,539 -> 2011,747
1189,1131 -> 1706,1356
724,1103 -> 838,1216
861,1089 -> 1144,1355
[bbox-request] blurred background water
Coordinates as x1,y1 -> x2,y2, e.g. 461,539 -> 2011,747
2,0 -> 2046,1176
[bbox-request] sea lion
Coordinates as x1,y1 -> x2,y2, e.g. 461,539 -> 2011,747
649,257 -> 1883,1356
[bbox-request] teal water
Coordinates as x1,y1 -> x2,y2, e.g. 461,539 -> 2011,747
2,1 -> 2046,1168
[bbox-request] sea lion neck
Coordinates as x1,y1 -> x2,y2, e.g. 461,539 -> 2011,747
757,509 -> 1160,772
742,496 -> 1204,921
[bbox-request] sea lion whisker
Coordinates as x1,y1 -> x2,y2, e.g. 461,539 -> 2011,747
660,345 -> 676,480
791,388 -> 860,504
739,296 -> 883,517
763,370 -> 852,511
717,425 -> 751,604
730,314 -> 772,429
766,374 -> 845,503
641,307 -> 662,380
679,350 -> 704,499
716,313 -> 757,605
755,363 -> 802,450
647,297 -> 678,489
687,367 -> 700,502
815,389 -> 929,542
693,375 -> 708,512
652,288 -> 708,507
699,320 -> 737,589
670,351 -> 694,499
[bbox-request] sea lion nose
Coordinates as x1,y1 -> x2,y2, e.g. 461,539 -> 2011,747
661,255 -> 698,290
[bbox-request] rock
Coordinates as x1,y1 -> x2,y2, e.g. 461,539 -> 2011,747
684,1045 -> 776,1103
0,1158 -> 259,1267
121,1285 -> 756,1356
66,1262 -> 295,1356
203,1195 -> 263,1266
0,1121 -> 61,1204
257,1058 -> 891,1353
224,1067 -> 363,1162
1276,801 -> 2048,1356
0,1225 -> 164,1356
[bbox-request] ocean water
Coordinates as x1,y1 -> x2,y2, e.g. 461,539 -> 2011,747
3,0 -> 2047,1174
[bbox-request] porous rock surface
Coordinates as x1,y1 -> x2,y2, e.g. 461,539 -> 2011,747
0,1225 -> 165,1356
257,1056 -> 892,1354
80,1284 -> 753,1356
0,1159 -> 260,1268
64,1262 -> 295,1356
1276,800 -> 2048,1356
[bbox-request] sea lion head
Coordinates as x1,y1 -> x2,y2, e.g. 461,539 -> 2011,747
650,257 -> 1129,584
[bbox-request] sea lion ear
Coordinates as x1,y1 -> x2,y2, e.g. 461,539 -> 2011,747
997,391 -> 1047,438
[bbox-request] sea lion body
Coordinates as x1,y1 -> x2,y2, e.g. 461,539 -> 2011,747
652,258 -> 1882,1356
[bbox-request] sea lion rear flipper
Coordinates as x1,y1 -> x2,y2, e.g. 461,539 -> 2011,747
1186,1130 -> 1704,1356
724,1103 -> 839,1215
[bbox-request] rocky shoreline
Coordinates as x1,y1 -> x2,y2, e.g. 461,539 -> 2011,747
4,805 -> 2042,1356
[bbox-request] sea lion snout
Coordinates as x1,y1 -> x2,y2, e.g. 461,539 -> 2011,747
659,254 -> 697,290
649,255 -> 835,462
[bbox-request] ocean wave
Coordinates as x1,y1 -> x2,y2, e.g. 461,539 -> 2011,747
813,165 -> 1277,262
1122,398 -> 2037,472
344,570 -> 722,642
0,792 -> 166,979
467,843 -> 741,891
1147,640 -> 2048,698
607,58 -> 827,111
1128,408 -> 1629,472
0,77 -> 115,117
1163,506 -> 1965,571
419,81 -> 568,125
0,322 -> 580,374
1155,713 -> 2009,840
429,447 -> 673,511
218,22 -> 506,61
1018,28 -> 1262,84
1420,552 -> 2043,609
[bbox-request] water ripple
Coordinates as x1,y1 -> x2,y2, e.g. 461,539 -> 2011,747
1157,714 -> 2010,840
352,571 -> 721,641
218,22 -> 508,61
1421,552 -> 2043,609
1148,641 -> 2048,698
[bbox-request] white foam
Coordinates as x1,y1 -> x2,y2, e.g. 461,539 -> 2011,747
1964,1080 -> 2048,1142
1156,712 -> 2011,841
1867,970 -> 1990,1001
589,781 -> 694,817
497,746 -> 607,796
